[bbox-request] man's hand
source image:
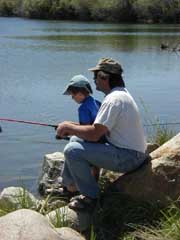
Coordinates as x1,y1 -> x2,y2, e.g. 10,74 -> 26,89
56,121 -> 73,138
56,121 -> 109,142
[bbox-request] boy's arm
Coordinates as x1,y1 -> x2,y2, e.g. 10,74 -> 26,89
56,121 -> 108,142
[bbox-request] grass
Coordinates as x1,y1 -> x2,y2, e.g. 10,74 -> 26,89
140,98 -> 176,146
91,183 -> 162,240
47,206 -> 69,228
91,182 -> 180,240
153,125 -> 175,146
89,225 -> 97,240
0,187 -> 38,216
125,198 -> 180,240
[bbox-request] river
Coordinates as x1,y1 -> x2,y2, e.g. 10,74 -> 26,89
0,17 -> 180,193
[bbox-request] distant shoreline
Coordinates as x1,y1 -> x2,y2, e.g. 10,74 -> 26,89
0,0 -> 180,24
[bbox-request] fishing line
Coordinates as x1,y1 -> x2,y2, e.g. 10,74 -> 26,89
144,122 -> 180,126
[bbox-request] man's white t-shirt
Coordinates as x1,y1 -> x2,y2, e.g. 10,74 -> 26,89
94,87 -> 146,153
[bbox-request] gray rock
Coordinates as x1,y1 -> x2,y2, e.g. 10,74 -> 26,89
115,133 -> 180,204
38,152 -> 65,195
0,187 -> 38,211
47,206 -> 92,232
0,209 -> 63,240
56,227 -> 85,240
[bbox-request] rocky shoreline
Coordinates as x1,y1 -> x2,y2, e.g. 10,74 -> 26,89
0,133 -> 180,240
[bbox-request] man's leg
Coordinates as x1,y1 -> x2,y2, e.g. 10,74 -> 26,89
62,141 -> 147,199
62,141 -> 118,198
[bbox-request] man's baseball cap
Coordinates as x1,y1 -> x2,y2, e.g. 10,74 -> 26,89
88,57 -> 123,75
63,74 -> 93,95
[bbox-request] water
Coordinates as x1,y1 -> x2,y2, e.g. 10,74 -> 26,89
0,17 -> 180,193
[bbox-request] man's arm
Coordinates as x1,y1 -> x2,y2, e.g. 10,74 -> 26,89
56,121 -> 108,142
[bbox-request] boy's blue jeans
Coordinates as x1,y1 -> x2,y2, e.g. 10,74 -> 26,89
61,136 -> 147,199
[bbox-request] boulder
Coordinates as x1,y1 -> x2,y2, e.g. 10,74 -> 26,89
47,206 -> 92,232
115,133 -> 180,203
0,209 -> 63,240
38,152 -> 65,195
56,227 -> 85,240
0,187 -> 38,211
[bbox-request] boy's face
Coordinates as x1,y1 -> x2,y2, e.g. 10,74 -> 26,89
70,91 -> 86,104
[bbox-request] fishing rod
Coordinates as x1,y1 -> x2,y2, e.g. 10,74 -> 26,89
0,118 -> 58,128
0,118 -> 70,140
0,117 -> 179,140
1,117 -> 180,128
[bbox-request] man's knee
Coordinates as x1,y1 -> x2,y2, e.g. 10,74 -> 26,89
64,142 -> 83,161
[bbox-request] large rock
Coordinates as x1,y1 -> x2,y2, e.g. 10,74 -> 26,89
0,209 -> 63,240
38,152 -> 65,195
115,133 -> 180,203
47,206 -> 92,232
0,187 -> 38,211
56,227 -> 85,240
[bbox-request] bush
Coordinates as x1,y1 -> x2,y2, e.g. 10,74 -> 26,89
71,0 -> 93,20
90,0 -> 137,22
22,0 -> 52,19
0,0 -> 180,23
0,0 -> 22,16
50,0 -> 76,20
135,0 -> 180,23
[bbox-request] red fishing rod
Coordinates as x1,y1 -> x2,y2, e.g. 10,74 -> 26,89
0,118 -> 70,140
0,118 -> 58,128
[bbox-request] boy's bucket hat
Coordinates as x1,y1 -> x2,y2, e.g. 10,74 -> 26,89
63,75 -> 93,95
88,57 -> 123,75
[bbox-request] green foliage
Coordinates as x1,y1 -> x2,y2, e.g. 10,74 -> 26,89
0,187 -> 37,217
90,0 -> 137,22
22,0 -> 52,19
93,191 -> 161,240
48,207 -> 68,228
153,125 -> 175,146
90,225 -> 97,240
0,206 -> 13,217
0,0 -> 180,22
135,0 -> 180,23
71,0 -> 93,20
160,200 -> 180,240
127,198 -> 180,240
16,187 -> 34,208
0,0 -> 22,16
140,98 -> 175,145
92,187 -> 180,240
50,0 -> 75,19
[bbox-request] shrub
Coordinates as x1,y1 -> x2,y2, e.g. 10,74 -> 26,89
0,0 -> 22,16
22,0 -> 52,19
90,0 -> 137,22
135,0 -> 180,23
50,0 -> 76,20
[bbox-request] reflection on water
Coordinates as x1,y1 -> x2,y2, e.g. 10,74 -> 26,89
0,17 -> 180,193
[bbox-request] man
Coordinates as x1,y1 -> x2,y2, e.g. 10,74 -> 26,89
56,58 -> 147,211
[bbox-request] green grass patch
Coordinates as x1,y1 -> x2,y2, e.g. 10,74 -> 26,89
140,98 -> 176,146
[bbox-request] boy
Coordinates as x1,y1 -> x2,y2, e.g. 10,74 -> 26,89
63,74 -> 101,125
46,75 -> 101,196
63,74 -> 101,180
